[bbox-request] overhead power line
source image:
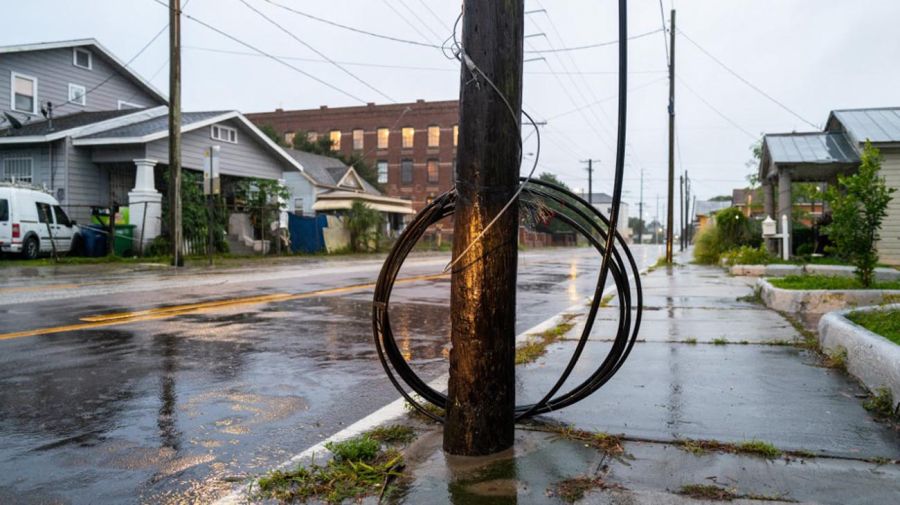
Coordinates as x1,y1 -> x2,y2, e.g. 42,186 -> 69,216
523,28 -> 662,54
394,0 -> 444,42
677,76 -> 758,140
238,0 -> 395,102
150,0 -> 368,104
657,0 -> 670,65
677,28 -> 818,129
381,0 -> 437,44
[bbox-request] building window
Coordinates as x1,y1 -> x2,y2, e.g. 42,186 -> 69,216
352,129 -> 364,150
427,159 -> 439,184
11,72 -> 37,114
453,125 -> 458,146
3,158 -> 33,183
73,48 -> 92,70
400,159 -> 413,185
427,126 -> 440,147
284,132 -> 296,145
329,130 -> 341,150
307,131 -> 319,142
68,84 -> 86,106
211,124 -> 238,143
377,160 -> 388,184
377,127 -> 389,149
293,198 -> 304,216
117,100 -> 144,110
401,127 -> 415,149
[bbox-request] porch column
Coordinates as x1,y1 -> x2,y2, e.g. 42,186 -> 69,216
128,158 -> 162,252
777,169 -> 792,257
763,180 -> 776,253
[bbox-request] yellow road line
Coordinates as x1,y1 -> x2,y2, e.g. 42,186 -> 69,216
0,273 -> 448,341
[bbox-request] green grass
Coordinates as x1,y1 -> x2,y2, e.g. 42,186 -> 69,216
847,309 -> 900,345
0,254 -> 170,268
674,438 -> 782,459
365,425 -> 416,444
325,435 -> 380,461
736,439 -> 783,458
683,337 -> 698,345
864,387 -> 898,420
515,314 -> 577,365
553,426 -> 626,457
823,347 -> 848,371
551,476 -> 611,503
769,275 -> 900,291
712,337 -> 729,346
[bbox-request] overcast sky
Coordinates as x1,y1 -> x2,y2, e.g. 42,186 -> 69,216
7,0 -> 900,223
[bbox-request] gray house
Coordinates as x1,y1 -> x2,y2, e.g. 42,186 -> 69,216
0,39 -> 302,249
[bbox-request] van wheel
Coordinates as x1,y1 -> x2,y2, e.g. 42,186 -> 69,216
22,237 -> 39,260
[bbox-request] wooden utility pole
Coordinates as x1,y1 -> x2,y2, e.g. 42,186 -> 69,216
169,0 -> 184,267
637,165 -> 644,244
679,174 -> 684,251
444,0 -> 524,457
582,159 -> 600,205
665,9 -> 676,263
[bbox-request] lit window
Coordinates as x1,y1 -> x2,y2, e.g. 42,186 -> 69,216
211,124 -> 238,144
401,127 -> 415,148
401,159 -> 413,184
427,159 -> 439,184
377,161 -> 388,183
427,126 -> 440,147
307,131 -> 319,142
2,158 -> 33,183
352,129 -> 364,150
73,48 -> 92,69
284,132 -> 296,145
453,125 -> 458,146
12,73 -> 37,114
377,127 -> 389,149
68,84 -> 86,106
329,130 -> 341,150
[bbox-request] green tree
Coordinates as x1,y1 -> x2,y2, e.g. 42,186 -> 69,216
745,138 -> 763,187
157,171 -> 228,255
236,178 -> 291,252
825,142 -> 895,287
537,172 -> 571,191
345,201 -> 383,252
258,124 -> 285,147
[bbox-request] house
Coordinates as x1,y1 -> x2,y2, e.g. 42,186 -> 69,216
732,186 -> 825,225
581,192 -> 632,241
693,199 -> 732,234
0,39 -> 302,250
281,149 -> 413,236
758,107 -> 900,263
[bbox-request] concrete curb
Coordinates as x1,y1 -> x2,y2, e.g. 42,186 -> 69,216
731,263 -> 900,281
818,305 -> 900,410
757,278 -> 900,320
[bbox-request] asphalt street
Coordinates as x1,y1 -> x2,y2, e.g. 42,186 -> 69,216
0,245 -> 661,504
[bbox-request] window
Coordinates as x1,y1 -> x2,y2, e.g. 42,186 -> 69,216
53,206 -> 71,227
400,159 -> 413,185
36,202 -> 52,224
284,132 -> 296,145
0,199 -> 8,222
11,72 -> 37,114
329,130 -> 341,150
2,158 -> 33,183
307,131 -> 319,142
377,127 -> 389,149
117,100 -> 144,110
211,124 -> 238,143
377,161 -> 388,184
427,159 -> 439,184
352,129 -> 364,150
453,125 -> 459,146
427,126 -> 440,147
73,48 -> 92,69
401,127 -> 415,148
68,84 -> 86,106
293,198 -> 304,216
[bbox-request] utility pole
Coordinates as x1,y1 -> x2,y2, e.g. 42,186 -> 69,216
444,0 -> 524,457
582,159 -> 599,205
655,193 -> 660,245
665,9 -> 676,263
169,0 -> 184,267
684,171 -> 690,246
679,174 -> 684,251
637,165 -> 644,244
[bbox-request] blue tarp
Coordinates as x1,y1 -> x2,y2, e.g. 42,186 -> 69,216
288,214 -> 327,254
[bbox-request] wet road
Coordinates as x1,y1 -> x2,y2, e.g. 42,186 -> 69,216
0,245 -> 661,504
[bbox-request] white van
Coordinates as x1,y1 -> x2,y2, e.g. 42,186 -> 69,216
0,183 -> 82,259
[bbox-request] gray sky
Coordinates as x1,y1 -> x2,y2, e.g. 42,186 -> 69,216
6,0 -> 900,223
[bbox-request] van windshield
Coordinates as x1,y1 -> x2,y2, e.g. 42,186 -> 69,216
0,199 -> 8,222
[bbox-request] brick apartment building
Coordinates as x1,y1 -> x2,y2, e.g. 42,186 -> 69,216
247,99 -> 459,216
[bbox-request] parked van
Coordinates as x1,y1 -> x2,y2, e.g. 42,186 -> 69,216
0,183 -> 82,259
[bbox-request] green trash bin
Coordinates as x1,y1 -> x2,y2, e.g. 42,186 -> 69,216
113,224 -> 136,256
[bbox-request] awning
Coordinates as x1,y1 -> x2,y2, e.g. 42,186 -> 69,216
313,197 -> 415,214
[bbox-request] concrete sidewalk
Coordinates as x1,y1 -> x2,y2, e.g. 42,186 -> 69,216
246,256 -> 900,504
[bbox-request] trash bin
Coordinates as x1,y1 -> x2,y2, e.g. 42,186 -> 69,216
81,225 -> 108,257
114,225 -> 136,257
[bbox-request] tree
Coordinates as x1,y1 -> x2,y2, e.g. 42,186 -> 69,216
745,138 -> 763,187
824,142 -> 895,287
236,178 -> 291,253
259,124 -> 285,147
537,172 -> 570,191
345,201 -> 383,252
709,195 -> 733,202
628,216 -> 645,232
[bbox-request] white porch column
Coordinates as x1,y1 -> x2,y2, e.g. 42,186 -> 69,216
128,158 -> 162,252
777,169 -> 792,257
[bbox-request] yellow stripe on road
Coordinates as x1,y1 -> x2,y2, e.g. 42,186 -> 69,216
0,273 -> 448,341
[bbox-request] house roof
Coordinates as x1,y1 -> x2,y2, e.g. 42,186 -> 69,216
0,38 -> 167,105
283,149 -> 349,186
693,200 -> 731,218
0,109 -> 140,137
78,111 -> 230,139
763,132 -> 859,165
829,107 -> 900,144
583,192 -> 616,205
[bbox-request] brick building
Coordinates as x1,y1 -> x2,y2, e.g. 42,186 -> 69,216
247,99 -> 459,215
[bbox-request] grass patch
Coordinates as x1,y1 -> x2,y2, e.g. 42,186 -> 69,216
365,425 -> 416,444
554,426 -> 626,457
737,289 -> 764,305
779,311 -> 818,350
551,476 -> 614,503
675,438 -> 782,459
646,256 -> 669,273
683,337 -> 698,345
599,293 -> 616,307
823,347 -> 848,371
403,399 -> 445,423
712,337 -> 729,345
769,275 -> 900,291
678,484 -> 737,501
256,435 -> 405,503
515,314 -> 577,365
847,308 -> 900,345
736,440 -> 782,459
864,387 -> 898,420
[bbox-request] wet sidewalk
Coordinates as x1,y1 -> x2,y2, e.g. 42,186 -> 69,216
244,255 -> 900,504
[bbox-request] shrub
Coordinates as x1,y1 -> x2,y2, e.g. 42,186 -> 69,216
716,207 -> 751,249
693,223 -> 723,264
345,201 -> 384,252
824,142 -> 895,287
721,245 -> 772,266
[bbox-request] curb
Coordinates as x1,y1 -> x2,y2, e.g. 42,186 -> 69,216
731,263 -> 900,281
756,278 -> 900,321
